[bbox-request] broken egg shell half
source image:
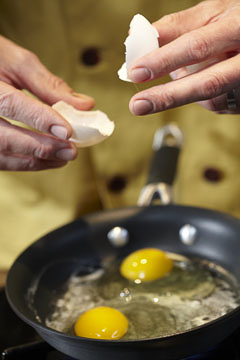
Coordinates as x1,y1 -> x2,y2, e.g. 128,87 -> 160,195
52,101 -> 115,147
118,14 -> 159,82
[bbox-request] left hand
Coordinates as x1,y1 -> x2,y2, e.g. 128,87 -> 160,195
0,36 -> 95,171
128,0 -> 240,115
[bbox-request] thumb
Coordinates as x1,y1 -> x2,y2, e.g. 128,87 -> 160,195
153,0 -> 226,46
18,52 -> 95,110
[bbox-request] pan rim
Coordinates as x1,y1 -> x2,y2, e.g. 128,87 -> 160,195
5,204 -> 240,345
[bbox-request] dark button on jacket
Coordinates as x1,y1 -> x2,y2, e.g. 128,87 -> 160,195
81,47 -> 101,66
107,175 -> 127,193
203,167 -> 223,182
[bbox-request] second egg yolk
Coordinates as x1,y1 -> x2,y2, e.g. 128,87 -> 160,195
120,248 -> 173,282
74,306 -> 128,340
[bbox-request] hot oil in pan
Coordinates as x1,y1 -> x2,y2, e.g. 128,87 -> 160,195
45,254 -> 240,339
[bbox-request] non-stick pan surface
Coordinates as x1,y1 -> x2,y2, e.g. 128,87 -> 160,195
6,204 -> 240,360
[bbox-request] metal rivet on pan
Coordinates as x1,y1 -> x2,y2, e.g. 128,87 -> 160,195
107,226 -> 129,247
179,224 -> 198,246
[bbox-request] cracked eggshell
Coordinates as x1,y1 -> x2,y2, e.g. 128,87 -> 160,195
52,101 -> 115,147
118,14 -> 159,82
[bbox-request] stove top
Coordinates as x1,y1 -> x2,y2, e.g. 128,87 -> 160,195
1,288 -> 240,360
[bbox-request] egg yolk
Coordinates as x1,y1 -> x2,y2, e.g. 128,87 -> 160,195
74,306 -> 128,340
120,248 -> 173,282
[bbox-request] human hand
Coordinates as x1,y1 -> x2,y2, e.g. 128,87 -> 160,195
0,36 -> 95,171
128,0 -> 240,115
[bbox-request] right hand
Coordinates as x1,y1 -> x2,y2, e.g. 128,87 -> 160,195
0,35 -> 95,171
128,0 -> 240,115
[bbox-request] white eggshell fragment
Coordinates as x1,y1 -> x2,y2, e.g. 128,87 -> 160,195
118,14 -> 159,82
52,101 -> 115,147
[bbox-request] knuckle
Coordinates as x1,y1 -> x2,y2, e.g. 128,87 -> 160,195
156,56 -> 172,75
34,143 -> 53,160
16,49 -> 39,69
30,103 -> 55,133
161,12 -> 181,27
24,157 -> 39,171
0,90 -> 18,118
160,12 -> 182,38
49,75 -> 67,91
30,105 -> 47,132
161,10 -> 189,36
201,74 -> 224,98
158,89 -> 176,110
188,34 -> 211,61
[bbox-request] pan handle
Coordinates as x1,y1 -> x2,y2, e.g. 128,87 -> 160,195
137,124 -> 183,206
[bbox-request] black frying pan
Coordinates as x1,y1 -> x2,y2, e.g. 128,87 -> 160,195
5,126 -> 240,360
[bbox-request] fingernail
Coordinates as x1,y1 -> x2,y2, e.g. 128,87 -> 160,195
129,67 -> 151,82
131,99 -> 153,115
56,148 -> 76,161
51,125 -> 68,140
72,92 -> 94,101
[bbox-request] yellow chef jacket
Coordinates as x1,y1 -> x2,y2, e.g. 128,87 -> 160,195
0,0 -> 239,269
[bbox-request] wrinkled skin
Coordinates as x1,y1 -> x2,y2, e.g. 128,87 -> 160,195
0,36 -> 94,171
129,0 -> 240,115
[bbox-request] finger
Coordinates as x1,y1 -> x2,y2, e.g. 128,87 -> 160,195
0,117 -> 78,161
196,95 -> 228,113
129,13 -> 240,83
0,152 -> 68,171
169,53 -> 229,81
0,81 -> 77,138
169,67 -> 189,81
15,51 -> 95,110
129,53 -> 240,115
0,39 -> 96,111
197,85 -> 240,114
152,0 -> 226,46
